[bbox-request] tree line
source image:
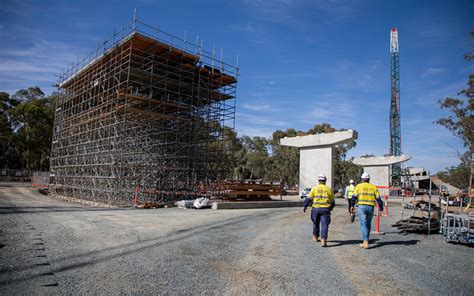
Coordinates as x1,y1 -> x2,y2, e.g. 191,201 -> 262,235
0,87 -> 56,172
0,86 -> 361,189
221,123 -> 361,189
0,83 -> 471,190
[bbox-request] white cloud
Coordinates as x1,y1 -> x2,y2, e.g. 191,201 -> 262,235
241,103 -> 277,111
229,23 -> 259,34
0,40 -> 83,95
237,112 -> 288,128
326,59 -> 383,93
228,22 -> 271,45
234,109 -> 294,138
306,93 -> 356,124
242,0 -> 295,23
421,67 -> 444,78
235,125 -> 276,138
241,0 -> 356,23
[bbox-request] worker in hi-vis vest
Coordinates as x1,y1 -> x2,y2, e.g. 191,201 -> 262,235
350,172 -> 384,249
303,174 -> 335,247
345,179 -> 355,214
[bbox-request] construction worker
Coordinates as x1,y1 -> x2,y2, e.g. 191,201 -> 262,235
345,179 -> 355,214
441,189 -> 449,202
350,172 -> 383,249
303,174 -> 335,247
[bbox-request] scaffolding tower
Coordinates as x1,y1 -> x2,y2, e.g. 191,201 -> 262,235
49,17 -> 238,206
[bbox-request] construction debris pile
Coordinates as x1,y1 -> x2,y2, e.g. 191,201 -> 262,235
176,198 -> 212,209
392,200 -> 441,234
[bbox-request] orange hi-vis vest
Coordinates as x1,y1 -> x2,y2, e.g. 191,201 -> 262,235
353,182 -> 380,206
308,184 -> 334,208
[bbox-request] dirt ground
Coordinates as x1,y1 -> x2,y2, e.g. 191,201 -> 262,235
1,183 -> 473,295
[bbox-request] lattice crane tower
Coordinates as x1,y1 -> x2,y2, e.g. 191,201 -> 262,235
390,28 -> 402,183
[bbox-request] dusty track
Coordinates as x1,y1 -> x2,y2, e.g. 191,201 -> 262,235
0,184 -> 473,294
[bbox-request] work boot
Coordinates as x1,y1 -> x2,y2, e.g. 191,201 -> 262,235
321,239 -> 327,247
312,235 -> 319,242
359,240 -> 369,249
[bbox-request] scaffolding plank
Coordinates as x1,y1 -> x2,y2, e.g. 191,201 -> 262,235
118,93 -> 191,110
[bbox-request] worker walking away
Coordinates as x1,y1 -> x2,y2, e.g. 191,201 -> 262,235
345,179 -> 355,214
303,174 -> 335,247
350,172 -> 383,249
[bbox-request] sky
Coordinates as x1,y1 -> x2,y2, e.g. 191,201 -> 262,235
1,0 -> 473,173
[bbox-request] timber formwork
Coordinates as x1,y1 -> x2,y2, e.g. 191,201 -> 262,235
50,18 -> 238,206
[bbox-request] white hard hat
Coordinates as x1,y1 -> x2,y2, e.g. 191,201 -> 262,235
349,179 -> 354,184
361,172 -> 370,180
317,174 -> 327,181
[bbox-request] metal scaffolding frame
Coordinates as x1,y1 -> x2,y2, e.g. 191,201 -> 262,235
50,16 -> 238,206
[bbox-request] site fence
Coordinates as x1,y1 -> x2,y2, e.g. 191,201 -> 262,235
32,171 -> 50,188
0,169 -> 31,182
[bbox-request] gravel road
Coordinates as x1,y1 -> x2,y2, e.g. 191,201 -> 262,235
1,184 -> 473,295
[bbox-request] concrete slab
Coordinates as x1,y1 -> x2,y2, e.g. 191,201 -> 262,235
352,155 -> 411,189
352,155 -> 411,166
280,130 -> 357,191
212,201 -> 303,210
280,130 -> 357,148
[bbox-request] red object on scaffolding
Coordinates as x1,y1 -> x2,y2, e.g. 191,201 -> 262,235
134,185 -> 139,206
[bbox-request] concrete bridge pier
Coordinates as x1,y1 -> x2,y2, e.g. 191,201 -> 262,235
280,130 -> 357,191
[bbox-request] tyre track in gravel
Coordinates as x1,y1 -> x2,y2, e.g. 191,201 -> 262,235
326,209 -> 413,295
0,186 -> 61,294
211,207 -> 355,295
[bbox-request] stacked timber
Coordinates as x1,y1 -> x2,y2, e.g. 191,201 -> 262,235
393,200 -> 441,234
214,182 -> 283,201
392,216 -> 440,234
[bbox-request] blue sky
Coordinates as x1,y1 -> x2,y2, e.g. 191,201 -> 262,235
1,0 -> 473,173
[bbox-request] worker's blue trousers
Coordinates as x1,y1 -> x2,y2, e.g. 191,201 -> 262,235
357,205 -> 374,241
311,208 -> 331,239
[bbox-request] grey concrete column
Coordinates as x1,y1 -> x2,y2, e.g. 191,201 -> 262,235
299,146 -> 334,190
280,130 -> 357,191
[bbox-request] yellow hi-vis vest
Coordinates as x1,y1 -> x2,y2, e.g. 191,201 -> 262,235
345,184 -> 355,199
353,182 -> 380,206
308,184 -> 334,208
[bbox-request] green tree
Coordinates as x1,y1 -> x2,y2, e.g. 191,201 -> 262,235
435,31 -> 473,190
0,92 -> 21,169
269,128 -> 302,186
436,163 -> 470,190
8,87 -> 57,171
240,136 -> 270,180
219,126 -> 245,180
